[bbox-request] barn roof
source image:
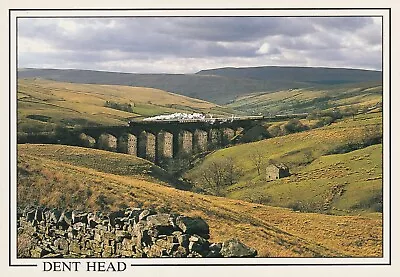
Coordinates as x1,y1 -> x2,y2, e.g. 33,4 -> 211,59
267,163 -> 289,170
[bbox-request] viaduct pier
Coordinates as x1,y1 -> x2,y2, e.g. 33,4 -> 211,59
77,117 -> 263,164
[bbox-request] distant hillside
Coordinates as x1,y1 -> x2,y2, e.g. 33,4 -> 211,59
228,81 -> 382,115
197,66 -> 382,85
18,68 -> 270,104
18,66 -> 382,104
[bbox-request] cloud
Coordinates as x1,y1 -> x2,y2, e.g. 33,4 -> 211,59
17,16 -> 382,73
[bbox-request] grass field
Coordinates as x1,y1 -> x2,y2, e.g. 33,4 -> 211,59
18,144 -> 177,187
185,112 -> 383,215
17,144 -> 382,258
228,82 -> 382,115
17,78 -> 237,134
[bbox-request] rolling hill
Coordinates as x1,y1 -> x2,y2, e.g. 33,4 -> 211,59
185,112 -> 383,216
18,66 -> 382,104
18,68 -> 271,105
196,66 -> 382,85
17,144 -> 382,257
17,78 -> 236,135
228,81 -> 382,115
16,66 -> 384,259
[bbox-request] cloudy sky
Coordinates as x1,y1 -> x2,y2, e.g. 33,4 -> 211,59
17,17 -> 382,73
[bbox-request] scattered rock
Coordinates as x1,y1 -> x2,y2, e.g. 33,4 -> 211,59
146,213 -> 175,232
220,238 -> 257,257
176,216 -> 209,238
138,209 -> 155,221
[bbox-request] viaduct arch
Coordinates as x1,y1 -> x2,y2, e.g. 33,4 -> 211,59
76,118 -> 262,165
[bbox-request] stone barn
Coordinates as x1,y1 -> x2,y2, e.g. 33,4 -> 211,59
265,163 -> 290,181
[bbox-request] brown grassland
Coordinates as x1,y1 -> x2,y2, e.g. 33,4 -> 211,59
18,144 -> 382,258
17,78 -> 236,133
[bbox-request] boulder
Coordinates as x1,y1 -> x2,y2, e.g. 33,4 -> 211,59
53,237 -> 69,255
176,216 -> 209,238
188,234 -> 209,256
34,207 -> 44,222
206,243 -> 223,257
126,208 -> 143,223
138,209 -> 156,221
108,210 -> 125,227
146,213 -> 176,234
87,212 -> 101,228
44,209 -> 61,224
72,211 -> 88,224
220,238 -> 257,258
57,211 -> 72,229
25,208 -> 36,222
172,245 -> 188,257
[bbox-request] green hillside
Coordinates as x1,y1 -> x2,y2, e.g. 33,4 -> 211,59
17,78 -> 236,135
228,82 -> 382,115
227,144 -> 382,215
185,112 -> 383,216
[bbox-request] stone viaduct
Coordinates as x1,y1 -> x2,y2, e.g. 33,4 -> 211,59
77,118 -> 262,164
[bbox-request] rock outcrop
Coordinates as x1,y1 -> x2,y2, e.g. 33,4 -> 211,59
17,206 -> 257,258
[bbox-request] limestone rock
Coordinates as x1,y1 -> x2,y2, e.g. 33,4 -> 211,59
146,213 -> 176,234
176,216 -> 209,238
220,238 -> 257,258
72,211 -> 88,224
44,209 -> 61,224
87,212 -> 102,228
138,209 -> 156,221
108,210 -> 125,227
58,211 -> 72,230
17,206 -> 258,259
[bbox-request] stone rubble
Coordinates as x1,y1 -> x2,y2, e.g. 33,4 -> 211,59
18,206 -> 257,258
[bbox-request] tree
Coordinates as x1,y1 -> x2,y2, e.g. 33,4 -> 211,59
343,106 -> 358,120
267,125 -> 284,137
283,119 -> 308,134
250,152 -> 265,176
200,157 -> 243,195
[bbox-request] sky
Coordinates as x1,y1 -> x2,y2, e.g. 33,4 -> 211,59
17,17 -> 382,74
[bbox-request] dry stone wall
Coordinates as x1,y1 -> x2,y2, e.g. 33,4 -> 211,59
18,207 -> 257,259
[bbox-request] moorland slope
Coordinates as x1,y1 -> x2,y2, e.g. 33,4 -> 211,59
17,144 -> 382,258
186,112 -> 382,216
17,78 -> 235,134
19,66 -> 382,104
